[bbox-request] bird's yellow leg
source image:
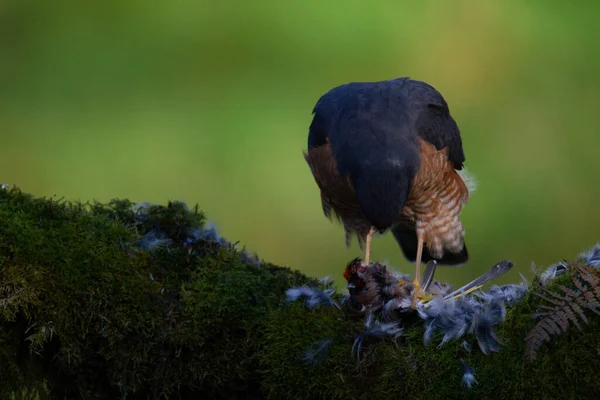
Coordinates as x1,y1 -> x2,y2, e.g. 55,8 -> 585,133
411,233 -> 426,308
363,227 -> 376,265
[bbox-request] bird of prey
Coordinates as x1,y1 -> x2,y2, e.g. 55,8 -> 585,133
303,77 -> 475,304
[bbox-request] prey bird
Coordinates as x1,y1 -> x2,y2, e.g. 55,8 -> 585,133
303,77 -> 475,305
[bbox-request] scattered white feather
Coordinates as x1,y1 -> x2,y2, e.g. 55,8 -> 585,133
301,339 -> 333,365
460,359 -> 478,389
351,311 -> 403,360
539,261 -> 569,287
417,278 -> 528,354
286,285 -> 340,310
578,243 -> 600,268
457,168 -> 477,195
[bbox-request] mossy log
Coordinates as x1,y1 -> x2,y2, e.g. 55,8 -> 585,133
1,187 -> 599,400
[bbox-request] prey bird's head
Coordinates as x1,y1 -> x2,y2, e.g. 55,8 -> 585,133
343,258 -> 368,291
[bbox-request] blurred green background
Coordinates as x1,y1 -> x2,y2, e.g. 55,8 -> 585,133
1,0 -> 599,289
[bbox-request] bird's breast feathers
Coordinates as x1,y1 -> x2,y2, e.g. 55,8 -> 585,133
400,137 -> 473,258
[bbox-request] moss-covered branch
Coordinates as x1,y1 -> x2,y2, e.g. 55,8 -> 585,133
1,187 -> 599,400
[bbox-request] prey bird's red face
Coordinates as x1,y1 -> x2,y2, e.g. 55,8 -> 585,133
343,258 -> 367,291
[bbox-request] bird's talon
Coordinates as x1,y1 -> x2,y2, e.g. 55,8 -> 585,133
418,294 -> 434,303
411,278 -> 427,308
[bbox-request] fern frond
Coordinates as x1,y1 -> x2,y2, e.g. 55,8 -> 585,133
577,265 -> 600,295
571,273 -> 600,317
525,264 -> 600,361
568,302 -> 589,326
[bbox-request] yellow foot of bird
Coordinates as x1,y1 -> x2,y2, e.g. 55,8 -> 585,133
411,278 -> 427,308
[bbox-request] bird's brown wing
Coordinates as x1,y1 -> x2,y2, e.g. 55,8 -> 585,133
303,144 -> 372,247
308,78 -> 421,231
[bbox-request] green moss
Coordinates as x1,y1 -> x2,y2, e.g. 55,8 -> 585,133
1,187 -> 599,399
